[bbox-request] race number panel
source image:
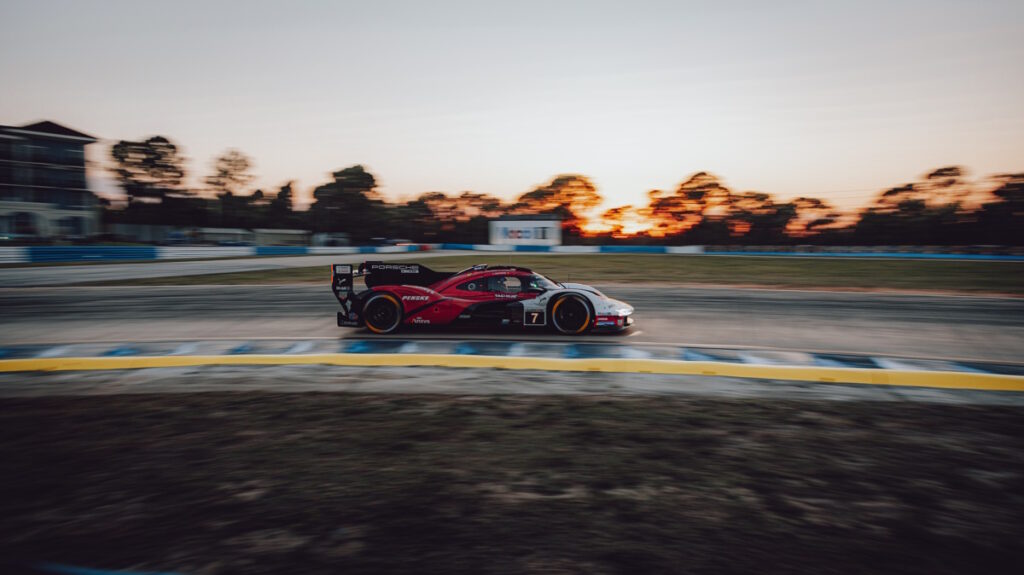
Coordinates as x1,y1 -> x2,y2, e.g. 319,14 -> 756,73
524,310 -> 546,326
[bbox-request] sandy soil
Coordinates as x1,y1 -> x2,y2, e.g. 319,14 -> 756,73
2,391 -> 1023,575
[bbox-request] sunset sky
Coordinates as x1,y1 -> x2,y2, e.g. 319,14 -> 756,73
2,0 -> 1021,212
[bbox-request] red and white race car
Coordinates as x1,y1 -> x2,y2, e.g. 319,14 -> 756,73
331,261 -> 634,335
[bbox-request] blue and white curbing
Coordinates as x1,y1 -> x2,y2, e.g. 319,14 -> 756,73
2,338 -> 1021,377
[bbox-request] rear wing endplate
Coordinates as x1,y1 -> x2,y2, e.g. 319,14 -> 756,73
331,264 -> 364,323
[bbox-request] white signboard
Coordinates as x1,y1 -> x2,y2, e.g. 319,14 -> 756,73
489,220 -> 562,246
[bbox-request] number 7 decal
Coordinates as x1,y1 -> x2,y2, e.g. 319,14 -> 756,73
524,310 -> 546,326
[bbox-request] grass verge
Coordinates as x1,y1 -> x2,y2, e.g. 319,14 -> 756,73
1,392 -> 1021,574
82,254 -> 1024,294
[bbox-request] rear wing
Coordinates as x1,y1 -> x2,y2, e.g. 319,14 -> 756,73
330,260 -> 452,297
360,261 -> 454,288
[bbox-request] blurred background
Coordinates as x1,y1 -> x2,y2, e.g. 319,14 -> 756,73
2,2 -> 1023,575
1,0 -> 1021,249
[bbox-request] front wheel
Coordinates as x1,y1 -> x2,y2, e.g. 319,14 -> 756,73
551,295 -> 592,335
363,293 -> 403,334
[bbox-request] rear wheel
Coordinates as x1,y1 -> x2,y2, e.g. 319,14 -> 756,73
551,294 -> 592,335
363,294 -> 402,334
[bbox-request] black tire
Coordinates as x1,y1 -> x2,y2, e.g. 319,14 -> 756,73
363,293 -> 403,334
550,294 -> 592,335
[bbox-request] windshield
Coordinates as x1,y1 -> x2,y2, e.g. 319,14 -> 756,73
525,274 -> 560,291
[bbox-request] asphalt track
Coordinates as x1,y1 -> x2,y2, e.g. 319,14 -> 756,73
1,284 -> 1022,363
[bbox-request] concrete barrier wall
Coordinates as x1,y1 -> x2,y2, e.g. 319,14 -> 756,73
4,243 -> 1023,264
3,244 -> 430,263
157,247 -> 252,260
26,246 -> 158,262
0,247 -> 27,264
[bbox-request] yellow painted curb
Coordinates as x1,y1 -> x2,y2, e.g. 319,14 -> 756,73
0,353 -> 1022,392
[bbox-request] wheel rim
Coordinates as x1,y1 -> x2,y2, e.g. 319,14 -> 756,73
553,296 -> 590,334
365,295 -> 400,333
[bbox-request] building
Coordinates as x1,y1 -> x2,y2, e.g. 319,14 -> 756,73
105,223 -> 181,244
0,120 -> 100,239
488,214 -> 562,246
253,228 -> 311,246
311,232 -> 350,247
195,227 -> 254,245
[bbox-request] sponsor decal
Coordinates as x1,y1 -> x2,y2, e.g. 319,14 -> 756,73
370,264 -> 420,273
412,317 -> 431,324
500,226 -> 551,240
593,313 -> 622,327
595,315 -> 621,327
402,295 -> 430,301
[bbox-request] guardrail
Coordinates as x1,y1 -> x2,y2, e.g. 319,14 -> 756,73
0,244 -> 430,264
436,244 -> 704,254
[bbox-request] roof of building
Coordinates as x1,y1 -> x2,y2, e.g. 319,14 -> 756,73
2,121 -> 97,141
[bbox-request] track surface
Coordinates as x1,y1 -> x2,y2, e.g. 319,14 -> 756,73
2,285 -> 1021,362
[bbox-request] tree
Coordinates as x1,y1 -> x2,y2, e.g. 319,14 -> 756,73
391,198 -> 438,242
726,192 -> 796,243
454,191 -> 505,219
788,197 -> 840,238
309,165 -> 386,238
267,181 -> 296,227
396,191 -> 508,242
646,172 -> 733,238
206,149 -> 255,197
109,136 -> 187,202
600,205 -> 634,238
854,167 -> 977,244
976,173 -> 1024,245
923,166 -> 973,203
513,174 -> 602,235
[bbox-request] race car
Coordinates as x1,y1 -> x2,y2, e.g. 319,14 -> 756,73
331,261 -> 634,335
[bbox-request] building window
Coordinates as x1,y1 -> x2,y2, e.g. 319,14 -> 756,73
14,167 -> 32,185
13,212 -> 39,236
59,216 -> 85,236
12,143 -> 31,161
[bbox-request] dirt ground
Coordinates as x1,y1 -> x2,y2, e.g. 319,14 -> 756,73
2,392 -> 1023,575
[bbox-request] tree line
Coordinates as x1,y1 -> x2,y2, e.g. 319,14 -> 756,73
104,135 -> 1023,245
